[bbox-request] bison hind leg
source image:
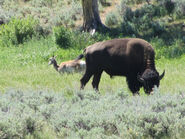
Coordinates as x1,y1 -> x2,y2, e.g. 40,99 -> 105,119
92,71 -> 103,92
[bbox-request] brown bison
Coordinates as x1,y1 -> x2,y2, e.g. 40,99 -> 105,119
76,38 -> 165,95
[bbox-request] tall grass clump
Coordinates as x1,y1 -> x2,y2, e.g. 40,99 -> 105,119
53,26 -> 73,49
151,38 -> 185,59
53,26 -> 112,49
0,17 -> 39,47
0,89 -> 185,138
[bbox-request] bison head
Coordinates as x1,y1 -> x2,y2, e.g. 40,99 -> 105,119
137,69 -> 165,94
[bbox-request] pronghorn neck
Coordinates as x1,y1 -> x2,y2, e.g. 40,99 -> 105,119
52,60 -> 59,71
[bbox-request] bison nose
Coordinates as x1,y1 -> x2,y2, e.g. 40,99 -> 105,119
151,86 -> 158,95
150,90 -> 154,95
149,87 -> 155,95
152,87 -> 154,91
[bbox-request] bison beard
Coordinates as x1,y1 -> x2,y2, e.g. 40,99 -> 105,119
77,38 -> 165,95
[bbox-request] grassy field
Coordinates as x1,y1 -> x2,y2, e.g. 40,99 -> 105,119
0,36 -> 184,95
0,22 -> 185,139
0,0 -> 185,138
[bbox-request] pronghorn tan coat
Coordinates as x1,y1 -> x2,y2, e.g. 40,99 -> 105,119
49,56 -> 86,73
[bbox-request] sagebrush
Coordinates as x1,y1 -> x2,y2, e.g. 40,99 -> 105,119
0,89 -> 184,138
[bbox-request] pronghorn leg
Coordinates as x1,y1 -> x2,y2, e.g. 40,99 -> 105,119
92,71 -> 103,92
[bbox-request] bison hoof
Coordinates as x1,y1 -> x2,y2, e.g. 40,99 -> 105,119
133,92 -> 140,96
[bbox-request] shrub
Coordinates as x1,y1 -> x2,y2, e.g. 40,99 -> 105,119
120,2 -> 167,37
151,38 -> 185,59
0,17 -> 39,47
119,0 -> 184,39
69,31 -> 94,50
0,89 -> 185,138
99,0 -> 111,6
50,1 -> 82,28
164,0 -> 175,15
166,40 -> 185,58
173,0 -> 185,19
155,0 -> 185,19
151,20 -> 166,36
105,12 -> 120,27
53,28 -> 112,50
0,0 -> 83,36
122,0 -> 147,5
53,26 -> 72,49
119,2 -> 133,21
0,6 -> 15,24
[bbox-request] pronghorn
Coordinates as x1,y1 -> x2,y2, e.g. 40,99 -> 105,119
48,55 -> 86,73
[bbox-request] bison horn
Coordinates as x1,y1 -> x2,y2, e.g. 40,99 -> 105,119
137,75 -> 145,83
159,70 -> 165,80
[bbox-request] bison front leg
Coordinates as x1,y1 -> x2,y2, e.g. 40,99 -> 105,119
126,76 -> 141,95
92,71 -> 103,92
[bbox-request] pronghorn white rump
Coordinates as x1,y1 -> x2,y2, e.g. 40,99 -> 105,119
48,56 -> 86,73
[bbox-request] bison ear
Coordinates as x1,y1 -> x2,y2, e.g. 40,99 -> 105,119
159,70 -> 165,80
137,74 -> 145,83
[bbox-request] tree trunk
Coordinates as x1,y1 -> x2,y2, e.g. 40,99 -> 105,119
146,0 -> 150,5
82,0 -> 108,34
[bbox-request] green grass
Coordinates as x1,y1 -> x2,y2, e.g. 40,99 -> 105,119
156,56 -> 185,93
0,36 -> 184,94
0,23 -> 184,139
0,0 -> 184,138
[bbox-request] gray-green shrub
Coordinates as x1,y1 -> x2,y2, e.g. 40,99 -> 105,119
154,0 -> 185,18
173,0 -> 185,19
120,1 -> 168,37
119,0 -> 185,38
0,17 -> 39,47
0,0 -> 83,36
0,5 -> 15,24
105,12 -> 120,27
0,89 -> 185,138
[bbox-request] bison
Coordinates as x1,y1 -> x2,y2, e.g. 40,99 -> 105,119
76,38 -> 165,95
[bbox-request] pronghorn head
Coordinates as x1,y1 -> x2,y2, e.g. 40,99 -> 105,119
48,55 -> 59,72
48,56 -> 57,65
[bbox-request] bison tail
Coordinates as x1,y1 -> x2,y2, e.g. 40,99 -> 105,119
75,54 -> 84,61
75,48 -> 86,61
